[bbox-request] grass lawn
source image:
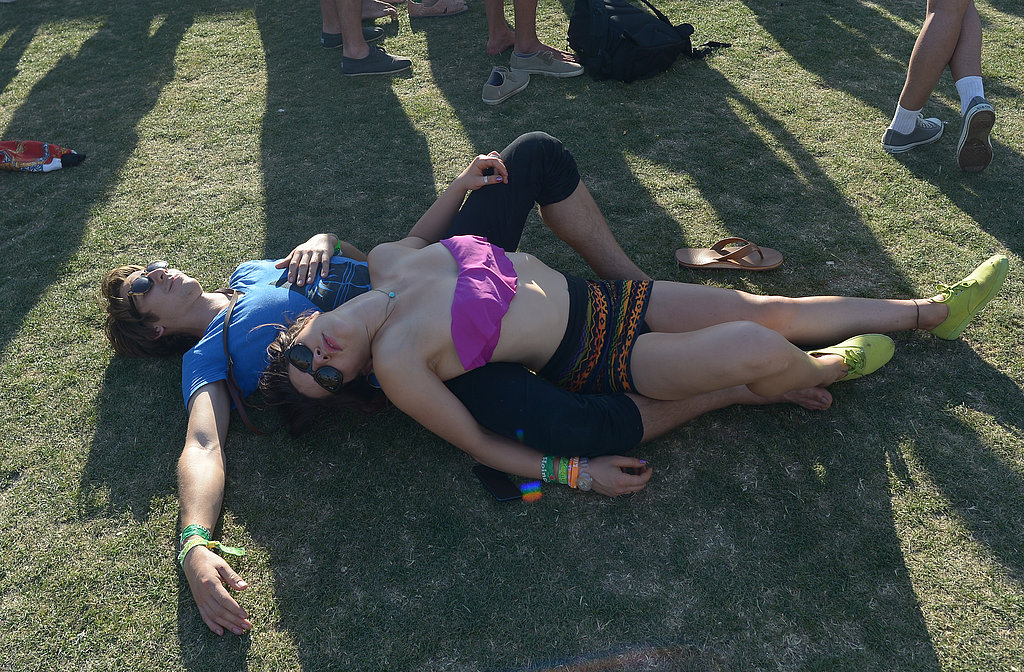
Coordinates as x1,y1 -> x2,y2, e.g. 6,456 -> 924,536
1,0 -> 1022,670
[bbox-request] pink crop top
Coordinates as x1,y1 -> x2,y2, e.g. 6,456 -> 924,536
440,236 -> 518,370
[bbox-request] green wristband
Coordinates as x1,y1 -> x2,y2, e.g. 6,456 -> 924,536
332,234 -> 342,255
558,457 -> 569,485
179,524 -> 211,548
177,538 -> 247,569
541,455 -> 555,482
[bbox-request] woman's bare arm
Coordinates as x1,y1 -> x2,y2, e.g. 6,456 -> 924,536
376,361 -> 651,495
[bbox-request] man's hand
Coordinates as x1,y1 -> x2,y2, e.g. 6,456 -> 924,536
183,545 -> 252,636
588,456 -> 652,496
275,233 -> 337,286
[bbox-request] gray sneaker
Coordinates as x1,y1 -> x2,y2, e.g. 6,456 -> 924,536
509,51 -> 583,78
881,114 -> 943,154
342,45 -> 412,76
482,66 -> 530,105
956,96 -> 994,173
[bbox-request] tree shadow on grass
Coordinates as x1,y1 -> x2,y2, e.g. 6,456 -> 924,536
252,3 -> 436,258
407,20 -> 948,667
165,2 -> 442,669
0,3 -> 196,351
738,0 -> 1024,258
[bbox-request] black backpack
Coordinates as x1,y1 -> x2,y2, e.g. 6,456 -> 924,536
568,0 -> 727,82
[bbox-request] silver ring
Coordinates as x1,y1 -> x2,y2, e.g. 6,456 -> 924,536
483,176 -> 488,184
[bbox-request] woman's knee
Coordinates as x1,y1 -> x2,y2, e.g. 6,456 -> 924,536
721,321 -> 795,376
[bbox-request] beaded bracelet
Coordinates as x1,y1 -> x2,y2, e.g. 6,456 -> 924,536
177,537 -> 247,569
179,524 -> 211,548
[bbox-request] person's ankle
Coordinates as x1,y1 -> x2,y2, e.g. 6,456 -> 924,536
917,299 -> 949,331
343,43 -> 370,60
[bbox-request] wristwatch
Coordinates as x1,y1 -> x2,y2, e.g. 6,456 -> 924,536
577,457 -> 592,491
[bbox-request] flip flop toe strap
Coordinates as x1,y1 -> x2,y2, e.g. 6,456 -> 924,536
710,237 -> 764,262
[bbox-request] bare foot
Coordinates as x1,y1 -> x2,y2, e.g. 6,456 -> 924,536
362,0 -> 398,19
408,0 -> 468,17
487,29 -> 516,55
779,387 -> 833,411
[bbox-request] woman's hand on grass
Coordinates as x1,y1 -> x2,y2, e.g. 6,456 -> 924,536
588,456 -> 652,496
275,233 -> 337,286
183,546 -> 252,636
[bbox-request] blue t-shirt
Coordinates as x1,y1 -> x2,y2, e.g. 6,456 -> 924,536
181,257 -> 371,408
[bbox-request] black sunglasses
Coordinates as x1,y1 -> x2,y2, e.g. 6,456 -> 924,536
286,343 -> 344,393
125,261 -> 169,318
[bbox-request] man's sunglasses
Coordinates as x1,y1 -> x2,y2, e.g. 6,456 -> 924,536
286,343 -> 344,393
125,261 -> 169,318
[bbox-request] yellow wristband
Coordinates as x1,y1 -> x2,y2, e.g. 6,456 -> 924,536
177,538 -> 247,568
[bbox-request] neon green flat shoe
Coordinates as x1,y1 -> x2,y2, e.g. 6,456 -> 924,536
929,254 -> 1009,340
809,334 -> 895,382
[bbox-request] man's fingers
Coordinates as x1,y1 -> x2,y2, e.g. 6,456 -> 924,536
219,565 -> 249,591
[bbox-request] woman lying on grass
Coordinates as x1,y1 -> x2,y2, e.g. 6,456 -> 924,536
261,154 -> 1008,494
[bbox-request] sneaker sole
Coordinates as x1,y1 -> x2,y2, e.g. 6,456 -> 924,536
343,62 -> 412,76
956,106 -> 994,173
882,125 -> 944,154
509,65 -> 584,79
933,256 -> 1008,340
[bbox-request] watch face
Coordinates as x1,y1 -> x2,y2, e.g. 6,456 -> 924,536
578,473 -> 593,491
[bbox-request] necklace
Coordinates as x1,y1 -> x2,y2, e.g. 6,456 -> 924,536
371,288 -> 398,328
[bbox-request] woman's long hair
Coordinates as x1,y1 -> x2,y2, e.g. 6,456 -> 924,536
260,311 -> 388,437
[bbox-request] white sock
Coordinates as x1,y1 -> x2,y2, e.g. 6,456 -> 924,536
889,105 -> 921,135
955,76 -> 985,116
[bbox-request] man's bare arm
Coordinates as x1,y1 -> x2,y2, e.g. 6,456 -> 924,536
178,382 -> 252,636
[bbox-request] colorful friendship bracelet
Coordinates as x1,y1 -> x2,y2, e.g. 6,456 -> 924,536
177,537 -> 247,569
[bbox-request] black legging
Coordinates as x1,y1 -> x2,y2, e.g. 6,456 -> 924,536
443,131 -> 581,252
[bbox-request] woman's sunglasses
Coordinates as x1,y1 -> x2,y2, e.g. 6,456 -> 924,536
286,343 -> 344,393
125,261 -> 169,318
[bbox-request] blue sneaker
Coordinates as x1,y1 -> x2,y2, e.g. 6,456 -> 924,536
882,114 -> 944,154
956,96 -> 995,173
322,27 -> 384,49
342,45 -> 412,76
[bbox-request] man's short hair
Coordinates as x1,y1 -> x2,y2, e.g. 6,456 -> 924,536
101,265 -> 199,358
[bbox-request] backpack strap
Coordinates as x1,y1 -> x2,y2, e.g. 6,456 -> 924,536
222,289 -> 266,435
631,0 -> 672,26
630,0 -> 731,58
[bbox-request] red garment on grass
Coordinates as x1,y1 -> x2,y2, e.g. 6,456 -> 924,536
0,140 -> 85,172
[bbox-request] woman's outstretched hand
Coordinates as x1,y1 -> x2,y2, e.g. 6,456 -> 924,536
455,151 -> 509,191
588,456 -> 652,497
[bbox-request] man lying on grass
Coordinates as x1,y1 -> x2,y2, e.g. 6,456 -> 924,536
103,132 -> 836,636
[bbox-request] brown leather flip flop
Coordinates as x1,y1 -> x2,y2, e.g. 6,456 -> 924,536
674,237 -> 783,271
